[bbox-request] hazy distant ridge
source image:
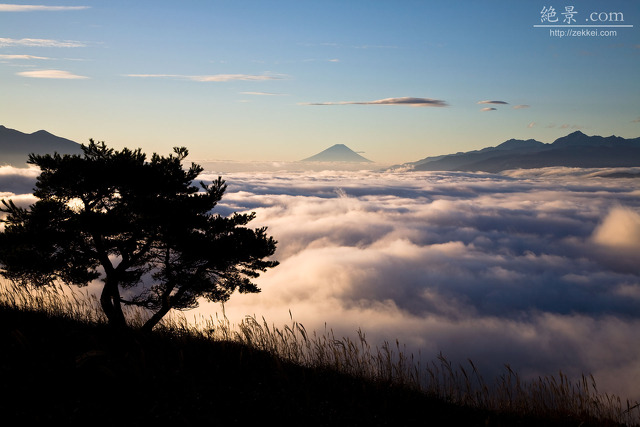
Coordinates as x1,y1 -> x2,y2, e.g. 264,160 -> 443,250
0,125 -> 82,166
401,131 -> 640,172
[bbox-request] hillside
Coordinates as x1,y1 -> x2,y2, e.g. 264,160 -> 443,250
0,125 -> 82,166
399,131 -> 640,173
302,144 -> 373,163
2,303 -> 624,426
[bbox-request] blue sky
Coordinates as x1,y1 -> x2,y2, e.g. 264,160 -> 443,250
1,0 -> 639,163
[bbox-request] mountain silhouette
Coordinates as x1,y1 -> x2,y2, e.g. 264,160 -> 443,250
302,144 -> 373,163
0,125 -> 82,166
401,131 -> 640,173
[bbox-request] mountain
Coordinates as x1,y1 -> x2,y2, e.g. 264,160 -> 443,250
302,144 -> 373,163
0,125 -> 83,166
401,131 -> 640,173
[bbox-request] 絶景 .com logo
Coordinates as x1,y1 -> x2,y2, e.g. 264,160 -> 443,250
534,5 -> 633,38
540,6 -> 626,24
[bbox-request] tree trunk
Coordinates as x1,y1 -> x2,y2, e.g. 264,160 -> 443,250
140,282 -> 186,333
100,277 -> 127,330
141,305 -> 170,334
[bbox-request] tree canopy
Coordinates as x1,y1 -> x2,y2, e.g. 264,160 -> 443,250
0,141 -> 278,331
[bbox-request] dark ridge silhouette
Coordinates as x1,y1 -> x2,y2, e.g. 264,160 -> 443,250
398,131 -> 640,172
0,306 -> 612,426
302,144 -> 373,162
0,125 -> 82,166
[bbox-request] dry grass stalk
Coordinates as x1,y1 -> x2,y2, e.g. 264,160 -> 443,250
1,279 -> 638,426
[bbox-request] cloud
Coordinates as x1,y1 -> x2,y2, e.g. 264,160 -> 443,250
546,123 -> 583,129
16,69 -> 88,79
0,165 -> 40,194
480,107 -> 497,112
632,117 -> 640,123
127,73 -> 283,82
301,97 -> 448,107
477,100 -> 509,105
513,104 -> 530,109
191,167 -> 640,401
239,91 -> 287,96
592,206 -> 640,249
0,4 -> 89,12
3,166 -> 640,401
0,54 -> 51,60
527,122 -> 536,128
0,37 -> 85,48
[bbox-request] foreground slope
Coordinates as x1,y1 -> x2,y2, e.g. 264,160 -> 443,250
0,306 -> 614,426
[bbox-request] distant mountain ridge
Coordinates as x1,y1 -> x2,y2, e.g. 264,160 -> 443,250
399,131 -> 640,173
0,125 -> 82,166
302,144 -> 372,163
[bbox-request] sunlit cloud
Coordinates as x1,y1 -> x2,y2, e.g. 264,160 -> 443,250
300,97 -> 448,107
592,206 -> 640,249
16,69 -> 88,79
0,37 -> 85,48
480,107 -> 497,112
477,100 -> 509,105
239,91 -> 287,96
192,168 -> 640,401
127,73 -> 284,82
527,122 -> 536,128
0,54 -> 50,60
0,4 -> 89,12
513,104 -> 530,109
632,117 -> 640,123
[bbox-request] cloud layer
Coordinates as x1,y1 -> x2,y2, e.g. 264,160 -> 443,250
197,167 -> 640,400
302,97 -> 448,107
2,166 -> 639,400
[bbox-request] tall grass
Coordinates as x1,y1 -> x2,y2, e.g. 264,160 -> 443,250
1,279 -> 638,426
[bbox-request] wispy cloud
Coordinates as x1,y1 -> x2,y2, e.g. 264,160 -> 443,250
298,42 -> 398,50
632,117 -> 640,123
127,73 -> 284,82
0,37 -> 85,48
0,54 -> 50,60
0,4 -> 89,12
240,91 -> 287,96
513,104 -> 530,109
17,69 -> 88,79
301,97 -> 448,107
477,100 -> 509,105
480,107 -> 497,112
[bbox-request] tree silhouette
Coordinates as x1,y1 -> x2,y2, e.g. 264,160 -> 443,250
0,141 -> 278,331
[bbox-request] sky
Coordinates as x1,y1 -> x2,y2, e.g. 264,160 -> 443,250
1,0 -> 639,164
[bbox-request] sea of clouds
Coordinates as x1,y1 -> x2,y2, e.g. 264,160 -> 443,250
201,166 -> 640,401
2,164 -> 639,400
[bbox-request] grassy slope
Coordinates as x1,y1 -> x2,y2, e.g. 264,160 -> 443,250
0,306 -> 618,427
